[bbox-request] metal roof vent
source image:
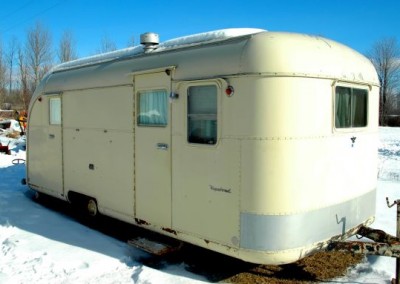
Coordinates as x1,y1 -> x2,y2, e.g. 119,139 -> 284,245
140,32 -> 159,51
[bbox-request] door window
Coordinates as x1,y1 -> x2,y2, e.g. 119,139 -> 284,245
49,97 -> 61,125
137,89 -> 168,126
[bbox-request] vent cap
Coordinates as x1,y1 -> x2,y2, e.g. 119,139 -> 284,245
140,32 -> 159,51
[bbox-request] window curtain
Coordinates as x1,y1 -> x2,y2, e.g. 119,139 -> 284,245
352,89 -> 367,127
138,90 -> 168,126
335,87 -> 351,128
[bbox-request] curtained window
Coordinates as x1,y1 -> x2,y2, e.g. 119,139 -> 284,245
335,86 -> 367,128
138,89 -> 168,126
187,85 -> 217,144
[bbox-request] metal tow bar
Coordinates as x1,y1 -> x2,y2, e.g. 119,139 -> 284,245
387,198 -> 400,284
327,197 -> 400,284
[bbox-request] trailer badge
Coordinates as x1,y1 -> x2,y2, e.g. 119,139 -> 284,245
210,185 -> 231,193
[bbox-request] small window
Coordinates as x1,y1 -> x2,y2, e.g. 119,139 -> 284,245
335,86 -> 367,128
138,89 -> 168,126
49,97 -> 61,125
188,85 -> 217,144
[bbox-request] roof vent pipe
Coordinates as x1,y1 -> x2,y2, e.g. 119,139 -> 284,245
140,32 -> 160,51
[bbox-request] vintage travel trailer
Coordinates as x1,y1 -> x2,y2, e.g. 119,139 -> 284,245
25,28 -> 380,265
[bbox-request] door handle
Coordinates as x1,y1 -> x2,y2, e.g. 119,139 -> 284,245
156,143 -> 168,150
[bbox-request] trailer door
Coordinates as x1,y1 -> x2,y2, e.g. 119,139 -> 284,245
28,94 -> 64,198
172,80 -> 240,246
134,71 -> 172,227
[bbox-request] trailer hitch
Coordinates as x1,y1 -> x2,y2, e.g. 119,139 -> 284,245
388,197 -> 400,284
328,197 -> 400,284
327,226 -> 400,257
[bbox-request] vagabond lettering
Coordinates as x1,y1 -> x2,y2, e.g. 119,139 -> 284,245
209,185 -> 231,193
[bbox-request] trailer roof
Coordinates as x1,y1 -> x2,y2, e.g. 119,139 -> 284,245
52,28 -> 266,73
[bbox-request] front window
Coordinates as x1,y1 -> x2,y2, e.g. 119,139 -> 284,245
137,89 -> 168,126
187,85 -> 217,144
335,86 -> 368,128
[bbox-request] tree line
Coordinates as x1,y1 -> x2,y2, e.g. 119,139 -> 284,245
0,21 -> 124,113
368,38 -> 400,126
0,22 -> 399,126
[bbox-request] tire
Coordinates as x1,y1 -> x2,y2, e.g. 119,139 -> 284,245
68,192 -> 100,224
87,198 -> 98,217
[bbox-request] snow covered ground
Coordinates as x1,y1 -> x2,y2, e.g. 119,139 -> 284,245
1,127 -> 400,283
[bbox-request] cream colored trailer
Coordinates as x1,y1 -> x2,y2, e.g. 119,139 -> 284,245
26,28 -> 380,265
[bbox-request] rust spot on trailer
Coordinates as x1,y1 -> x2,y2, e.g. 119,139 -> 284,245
135,218 -> 150,226
162,228 -> 177,235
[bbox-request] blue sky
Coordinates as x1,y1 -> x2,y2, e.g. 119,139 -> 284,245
0,0 -> 399,58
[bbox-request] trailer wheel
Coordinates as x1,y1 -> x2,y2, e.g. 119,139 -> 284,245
87,199 -> 98,217
33,191 -> 40,200
68,192 -> 99,221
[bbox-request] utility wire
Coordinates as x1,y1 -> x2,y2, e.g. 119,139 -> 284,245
0,0 -> 34,24
0,1 -> 65,34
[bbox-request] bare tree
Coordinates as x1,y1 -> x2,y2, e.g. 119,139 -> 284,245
127,35 -> 135,47
0,39 -> 5,107
25,21 -> 53,90
367,37 -> 400,125
57,30 -> 77,63
97,34 -> 117,53
6,37 -> 18,96
17,46 -> 30,111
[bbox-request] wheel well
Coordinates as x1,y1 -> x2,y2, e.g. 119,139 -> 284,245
67,191 -> 97,208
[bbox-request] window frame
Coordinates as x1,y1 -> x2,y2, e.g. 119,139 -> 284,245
186,83 -> 219,146
334,84 -> 369,130
49,96 -> 62,125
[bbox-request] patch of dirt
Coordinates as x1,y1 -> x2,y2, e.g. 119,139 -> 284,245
224,251 -> 364,283
162,243 -> 364,283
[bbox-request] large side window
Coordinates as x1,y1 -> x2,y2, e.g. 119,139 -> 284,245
137,89 -> 168,126
187,85 -> 217,144
335,86 -> 368,128
49,97 -> 61,125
